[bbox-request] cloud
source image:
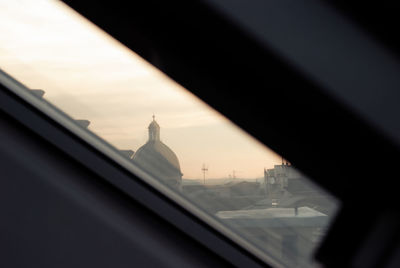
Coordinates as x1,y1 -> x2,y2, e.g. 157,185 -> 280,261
0,0 -> 282,179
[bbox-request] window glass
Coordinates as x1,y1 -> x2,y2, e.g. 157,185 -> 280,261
0,1 -> 339,267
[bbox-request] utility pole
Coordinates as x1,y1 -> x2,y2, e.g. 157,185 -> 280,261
201,164 -> 208,185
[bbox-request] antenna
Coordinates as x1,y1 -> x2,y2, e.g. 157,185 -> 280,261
230,170 -> 242,179
201,164 -> 208,185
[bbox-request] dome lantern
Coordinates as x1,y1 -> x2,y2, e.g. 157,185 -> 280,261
148,115 -> 160,141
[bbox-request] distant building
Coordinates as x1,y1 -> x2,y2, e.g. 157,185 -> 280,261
132,116 -> 182,190
30,89 -> 45,98
120,150 -> 135,159
264,163 -> 302,197
264,163 -> 323,197
182,180 -> 266,213
216,206 -> 328,267
222,181 -> 262,197
260,164 -> 337,215
183,180 -> 264,198
75,119 -> 91,129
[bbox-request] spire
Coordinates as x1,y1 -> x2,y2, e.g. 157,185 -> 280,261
148,115 -> 160,141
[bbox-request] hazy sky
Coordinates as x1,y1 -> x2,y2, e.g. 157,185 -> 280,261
0,0 -> 282,179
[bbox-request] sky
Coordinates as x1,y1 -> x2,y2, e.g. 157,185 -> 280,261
0,0 -> 282,179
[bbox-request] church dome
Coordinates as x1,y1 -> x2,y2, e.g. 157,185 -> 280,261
132,116 -> 182,188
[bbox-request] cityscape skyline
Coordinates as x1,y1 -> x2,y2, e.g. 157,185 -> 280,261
0,0 -> 282,179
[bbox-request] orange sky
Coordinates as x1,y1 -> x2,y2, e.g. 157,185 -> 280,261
0,0 -> 282,179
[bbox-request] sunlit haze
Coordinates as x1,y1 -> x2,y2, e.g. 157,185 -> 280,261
0,0 -> 281,179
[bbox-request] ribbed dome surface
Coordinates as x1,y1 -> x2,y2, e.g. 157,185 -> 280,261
133,140 -> 181,172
